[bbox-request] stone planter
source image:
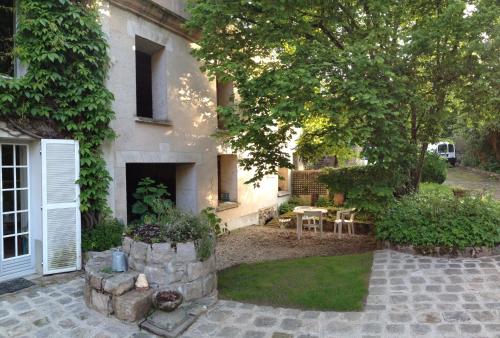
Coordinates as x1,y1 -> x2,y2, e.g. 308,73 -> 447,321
84,237 -> 217,322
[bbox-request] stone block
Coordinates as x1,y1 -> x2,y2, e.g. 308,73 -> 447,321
122,237 -> 133,254
103,272 -> 137,296
128,255 -> 145,272
146,243 -> 173,264
202,273 -> 217,296
165,262 -> 184,284
187,261 -> 205,282
181,279 -> 203,301
113,289 -> 153,322
176,242 -> 197,262
89,273 -> 104,291
187,256 -> 215,282
144,265 -> 168,287
90,290 -> 113,315
83,283 -> 92,307
131,241 -> 149,262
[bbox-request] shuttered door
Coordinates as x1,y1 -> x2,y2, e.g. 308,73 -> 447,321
41,140 -> 81,275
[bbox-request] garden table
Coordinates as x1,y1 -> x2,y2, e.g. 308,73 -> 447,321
293,206 -> 328,240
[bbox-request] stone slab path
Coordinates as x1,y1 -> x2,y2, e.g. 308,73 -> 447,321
0,250 -> 499,337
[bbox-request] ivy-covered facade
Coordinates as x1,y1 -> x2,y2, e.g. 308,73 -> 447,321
0,0 -> 296,281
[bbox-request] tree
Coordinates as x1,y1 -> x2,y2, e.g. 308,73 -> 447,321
187,0 -> 499,190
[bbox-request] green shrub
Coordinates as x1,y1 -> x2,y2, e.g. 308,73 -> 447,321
315,196 -> 332,207
377,189 -> 500,249
421,152 -> 447,184
319,166 -> 401,215
128,197 -> 218,260
82,219 -> 124,252
278,196 -> 305,214
132,177 -> 170,220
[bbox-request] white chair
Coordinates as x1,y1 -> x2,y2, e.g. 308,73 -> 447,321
303,210 -> 323,233
344,212 -> 356,235
334,209 -> 356,237
334,210 -> 345,238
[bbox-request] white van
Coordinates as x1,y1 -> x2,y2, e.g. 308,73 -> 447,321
428,142 -> 456,165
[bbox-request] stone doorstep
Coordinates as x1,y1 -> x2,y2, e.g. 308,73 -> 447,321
139,294 -> 217,337
113,289 -> 154,322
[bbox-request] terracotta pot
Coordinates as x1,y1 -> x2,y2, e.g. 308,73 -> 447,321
333,192 -> 345,206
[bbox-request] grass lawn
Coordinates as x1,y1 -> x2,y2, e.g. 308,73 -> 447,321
218,252 -> 373,311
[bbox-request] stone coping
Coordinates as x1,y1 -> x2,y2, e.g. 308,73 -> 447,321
383,241 -> 500,258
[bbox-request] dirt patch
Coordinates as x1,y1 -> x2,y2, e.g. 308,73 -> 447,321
445,167 -> 500,200
216,225 -> 378,270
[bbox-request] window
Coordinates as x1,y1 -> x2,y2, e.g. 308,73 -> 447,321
0,0 -> 15,77
216,79 -> 234,130
448,144 -> 454,153
277,167 -> 290,194
2,144 -> 29,260
217,155 -> 237,204
135,50 -> 153,118
135,36 -> 165,120
437,144 -> 447,154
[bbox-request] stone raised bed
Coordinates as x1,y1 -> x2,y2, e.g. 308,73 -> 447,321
383,241 -> 500,258
84,238 -> 217,322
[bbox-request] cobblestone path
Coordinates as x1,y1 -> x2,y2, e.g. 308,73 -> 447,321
1,250 -> 499,337
184,250 -> 500,338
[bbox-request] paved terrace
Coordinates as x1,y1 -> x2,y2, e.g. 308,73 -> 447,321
0,250 -> 499,338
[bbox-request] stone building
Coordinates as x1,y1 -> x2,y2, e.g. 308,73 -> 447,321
99,0 -> 295,229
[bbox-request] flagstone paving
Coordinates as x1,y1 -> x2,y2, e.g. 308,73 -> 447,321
0,250 -> 499,338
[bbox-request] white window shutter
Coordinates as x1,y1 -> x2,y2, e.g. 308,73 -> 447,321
41,139 -> 81,275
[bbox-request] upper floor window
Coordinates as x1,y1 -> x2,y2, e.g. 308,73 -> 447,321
0,0 -> 15,77
135,36 -> 165,120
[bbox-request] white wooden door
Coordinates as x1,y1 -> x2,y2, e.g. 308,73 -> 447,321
41,139 -> 81,275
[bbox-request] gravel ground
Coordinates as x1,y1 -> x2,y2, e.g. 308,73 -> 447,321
215,225 -> 378,270
446,166 -> 500,200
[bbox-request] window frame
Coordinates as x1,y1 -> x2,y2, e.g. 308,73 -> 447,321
1,143 -> 30,261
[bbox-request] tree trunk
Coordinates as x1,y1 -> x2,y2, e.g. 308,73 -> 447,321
411,142 -> 428,192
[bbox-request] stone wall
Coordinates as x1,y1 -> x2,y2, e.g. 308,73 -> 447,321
122,237 -> 217,301
84,238 -> 217,322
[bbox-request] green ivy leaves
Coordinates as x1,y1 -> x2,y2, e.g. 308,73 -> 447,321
0,0 -> 115,219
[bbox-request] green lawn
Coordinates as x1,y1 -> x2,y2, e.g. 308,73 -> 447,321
218,252 -> 373,311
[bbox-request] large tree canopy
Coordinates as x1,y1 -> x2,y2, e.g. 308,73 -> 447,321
187,0 -> 499,188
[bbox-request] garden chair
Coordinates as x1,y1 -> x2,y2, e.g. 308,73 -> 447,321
303,210 -> 323,233
334,208 -> 356,237
344,211 -> 356,235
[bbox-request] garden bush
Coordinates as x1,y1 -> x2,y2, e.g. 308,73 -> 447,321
278,196 -> 305,214
319,166 -> 401,215
421,152 -> 447,184
127,180 -> 220,260
377,188 -> 500,249
82,218 -> 124,252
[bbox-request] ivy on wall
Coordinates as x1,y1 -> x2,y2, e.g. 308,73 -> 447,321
0,0 -> 115,226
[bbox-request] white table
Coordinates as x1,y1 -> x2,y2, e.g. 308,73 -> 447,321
293,206 -> 328,240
